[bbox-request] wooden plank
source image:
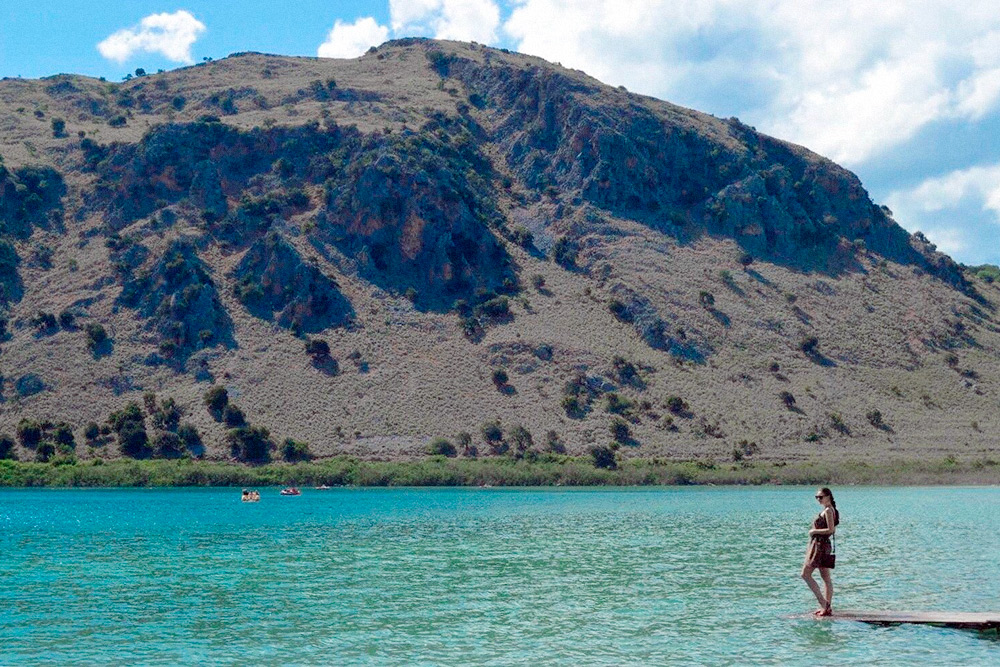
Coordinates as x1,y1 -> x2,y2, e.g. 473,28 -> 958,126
790,610 -> 1000,630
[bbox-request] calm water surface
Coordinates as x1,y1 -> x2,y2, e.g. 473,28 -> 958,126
1,487 -> 998,665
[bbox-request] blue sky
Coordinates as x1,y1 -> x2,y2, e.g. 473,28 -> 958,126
2,1 -> 1000,266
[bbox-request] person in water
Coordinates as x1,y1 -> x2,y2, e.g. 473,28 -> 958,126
801,487 -> 839,616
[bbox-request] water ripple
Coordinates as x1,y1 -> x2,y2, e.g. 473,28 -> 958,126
0,487 -> 997,665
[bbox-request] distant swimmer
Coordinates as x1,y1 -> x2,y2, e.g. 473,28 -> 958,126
801,487 -> 840,616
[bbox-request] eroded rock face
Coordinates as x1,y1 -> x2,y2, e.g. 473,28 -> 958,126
88,117 -> 516,310
232,233 -> 353,333
0,159 -> 65,305
119,240 -> 233,362
448,53 -> 966,287
320,117 -> 515,309
87,120 -> 359,229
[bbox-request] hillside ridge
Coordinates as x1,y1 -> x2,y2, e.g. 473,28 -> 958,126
0,38 -> 997,469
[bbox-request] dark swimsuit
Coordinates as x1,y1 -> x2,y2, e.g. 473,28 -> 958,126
805,511 -> 836,569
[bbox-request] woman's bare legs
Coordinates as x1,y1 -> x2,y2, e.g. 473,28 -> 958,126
819,568 -> 833,614
801,566 -> 827,611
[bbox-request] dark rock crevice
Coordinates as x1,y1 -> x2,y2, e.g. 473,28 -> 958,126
231,233 -> 354,333
118,240 -> 234,364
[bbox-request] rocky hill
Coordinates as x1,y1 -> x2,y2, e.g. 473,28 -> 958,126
0,38 -> 997,466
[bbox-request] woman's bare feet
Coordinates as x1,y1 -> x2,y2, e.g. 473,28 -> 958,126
815,606 -> 832,617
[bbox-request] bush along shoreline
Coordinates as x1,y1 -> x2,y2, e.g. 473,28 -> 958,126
0,456 -> 998,488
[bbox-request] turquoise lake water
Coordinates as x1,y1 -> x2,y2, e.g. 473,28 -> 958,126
1,487 -> 998,665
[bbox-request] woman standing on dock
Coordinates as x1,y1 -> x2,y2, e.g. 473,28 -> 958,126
802,487 -> 839,616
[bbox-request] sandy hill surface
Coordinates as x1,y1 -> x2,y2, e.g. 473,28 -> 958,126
0,38 -> 998,465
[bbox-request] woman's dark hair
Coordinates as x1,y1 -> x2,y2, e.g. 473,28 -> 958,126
819,487 -> 840,525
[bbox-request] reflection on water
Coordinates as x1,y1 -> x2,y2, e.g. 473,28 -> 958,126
0,487 -> 998,665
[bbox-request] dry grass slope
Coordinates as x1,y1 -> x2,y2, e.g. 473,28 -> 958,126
0,39 -> 998,471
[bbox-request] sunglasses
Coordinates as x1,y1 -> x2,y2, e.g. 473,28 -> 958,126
815,494 -> 825,499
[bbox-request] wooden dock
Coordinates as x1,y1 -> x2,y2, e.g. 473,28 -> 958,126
793,610 -> 1000,631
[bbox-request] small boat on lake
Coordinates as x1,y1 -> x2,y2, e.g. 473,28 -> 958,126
315,484 -> 332,490
280,487 -> 302,496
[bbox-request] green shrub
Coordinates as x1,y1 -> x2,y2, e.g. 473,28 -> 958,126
867,410 -> 885,428
427,437 -> 457,458
116,420 -> 148,458
108,115 -> 127,127
17,419 -> 42,447
611,356 -> 639,385
732,439 -> 758,462
85,323 -> 107,350
0,435 -> 15,460
545,430 -> 566,454
31,311 -> 57,332
608,299 -> 632,322
456,432 -> 475,457
52,423 -> 75,448
562,373 -> 593,418
108,403 -> 150,458
233,276 -> 264,304
605,392 -> 635,416
84,422 -> 100,441
506,425 -> 533,457
590,445 -> 617,469
151,398 -> 182,431
531,274 -> 546,290
305,338 -> 330,358
153,432 -> 186,458
223,404 -> 246,428
800,336 -> 819,355
177,423 -> 202,455
611,418 -> 631,443
780,391 -> 796,409
51,118 -> 66,137
511,225 -> 534,248
35,442 -> 56,462
561,395 -> 583,417
228,426 -> 273,463
665,396 -> 688,415
829,413 -> 849,435
552,237 -> 577,268
143,391 -> 159,415
478,296 -> 510,320
699,291 -> 715,307
282,438 -> 313,462
204,386 -> 229,417
481,419 -> 503,444
492,369 -> 508,387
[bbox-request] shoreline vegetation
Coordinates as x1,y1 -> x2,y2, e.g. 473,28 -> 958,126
1,456 -> 999,488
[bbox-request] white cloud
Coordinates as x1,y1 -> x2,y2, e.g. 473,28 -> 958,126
891,163 -> 1000,219
318,17 -> 390,58
97,10 -> 205,64
390,0 -> 501,44
504,1 -> 1000,166
885,162 -> 1000,261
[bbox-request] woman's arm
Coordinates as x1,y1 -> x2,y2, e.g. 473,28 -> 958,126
809,507 -> 837,536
